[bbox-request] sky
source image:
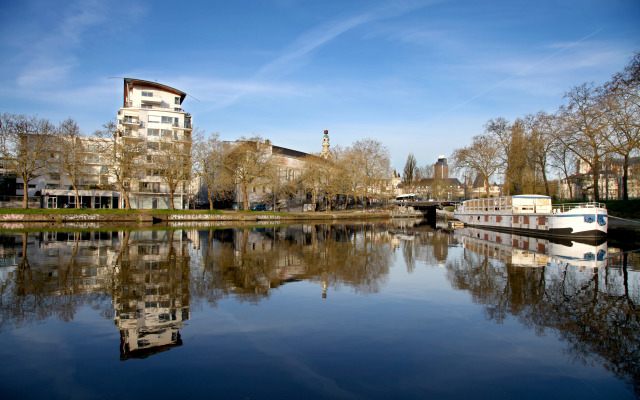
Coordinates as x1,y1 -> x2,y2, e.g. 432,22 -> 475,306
0,0 -> 638,174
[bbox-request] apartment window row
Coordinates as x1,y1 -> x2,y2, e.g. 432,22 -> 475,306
147,129 -> 174,137
147,116 -> 179,125
141,91 -> 153,97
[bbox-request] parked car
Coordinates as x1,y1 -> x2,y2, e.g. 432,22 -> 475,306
251,204 -> 267,211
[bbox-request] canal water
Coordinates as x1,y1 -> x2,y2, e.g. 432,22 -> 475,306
0,220 -> 638,399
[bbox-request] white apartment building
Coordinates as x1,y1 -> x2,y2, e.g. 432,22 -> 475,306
116,78 -> 193,209
14,78 -> 194,209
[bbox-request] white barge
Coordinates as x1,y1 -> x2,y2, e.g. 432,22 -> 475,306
453,195 -> 607,239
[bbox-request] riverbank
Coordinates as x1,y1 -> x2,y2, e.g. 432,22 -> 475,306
0,208 -> 420,230
0,207 -> 637,238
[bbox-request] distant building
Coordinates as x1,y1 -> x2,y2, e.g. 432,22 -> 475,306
558,157 -> 640,200
434,155 -> 448,180
321,129 -> 331,159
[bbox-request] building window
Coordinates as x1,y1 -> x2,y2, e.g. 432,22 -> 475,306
161,116 -> 178,126
161,129 -> 172,137
147,142 -> 159,150
141,104 -> 153,109
141,91 -> 153,97
148,129 -> 160,136
174,97 -> 180,104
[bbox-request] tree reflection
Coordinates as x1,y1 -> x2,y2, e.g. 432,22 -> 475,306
0,222 -> 638,391
193,222 -> 396,303
449,229 -> 640,395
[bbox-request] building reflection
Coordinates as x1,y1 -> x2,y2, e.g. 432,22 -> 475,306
113,230 -> 190,360
0,222 -> 638,390
0,230 -> 191,359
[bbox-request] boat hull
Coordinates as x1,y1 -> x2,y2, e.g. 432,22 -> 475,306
454,197 -> 607,240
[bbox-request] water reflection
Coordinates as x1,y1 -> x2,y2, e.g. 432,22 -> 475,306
454,226 -> 609,268
0,230 -> 192,359
193,222 -> 396,303
0,221 -> 638,395
450,226 -> 639,393
114,230 -> 190,359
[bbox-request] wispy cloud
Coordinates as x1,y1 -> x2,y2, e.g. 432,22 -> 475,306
15,0 -> 109,88
209,0 -> 432,107
171,76 -> 312,110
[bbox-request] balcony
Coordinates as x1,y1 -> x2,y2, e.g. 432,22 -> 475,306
140,96 -> 162,104
172,122 -> 192,131
121,118 -> 142,128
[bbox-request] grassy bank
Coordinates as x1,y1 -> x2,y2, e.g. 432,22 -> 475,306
0,208 -> 223,215
603,199 -> 640,220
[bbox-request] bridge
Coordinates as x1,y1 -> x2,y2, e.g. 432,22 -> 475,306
395,200 -> 458,220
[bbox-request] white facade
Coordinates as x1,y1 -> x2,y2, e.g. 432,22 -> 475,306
116,78 -> 193,209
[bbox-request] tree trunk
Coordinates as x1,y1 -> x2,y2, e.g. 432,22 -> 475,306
169,188 -> 175,210
241,182 -> 248,210
22,186 -> 28,209
592,159 -> 600,201
622,155 -> 629,200
312,188 -> 317,210
72,183 -> 80,209
541,166 -> 550,196
123,191 -> 131,210
207,184 -> 215,210
562,169 -> 573,200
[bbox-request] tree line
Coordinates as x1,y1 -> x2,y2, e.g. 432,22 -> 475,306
0,112 -> 392,211
192,134 -> 391,211
450,52 -> 639,201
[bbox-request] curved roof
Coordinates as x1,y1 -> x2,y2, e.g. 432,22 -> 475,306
123,78 -> 187,104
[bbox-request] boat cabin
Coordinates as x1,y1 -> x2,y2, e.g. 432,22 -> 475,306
462,195 -> 552,215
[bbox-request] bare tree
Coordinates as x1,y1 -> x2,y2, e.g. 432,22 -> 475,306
344,139 -> 390,212
451,133 -> 502,197
0,113 -> 54,208
416,164 -> 433,180
192,131 -> 231,210
96,121 -> 145,210
603,52 -> 640,200
557,83 -> 610,201
485,117 -> 528,195
549,137 -> 577,200
56,118 -> 86,208
524,112 -> 558,196
156,137 -> 192,210
222,137 -> 273,210
402,153 -> 417,191
264,155 -> 299,211
300,154 -> 328,210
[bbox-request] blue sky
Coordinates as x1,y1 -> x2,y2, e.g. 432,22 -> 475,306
1,0 -> 638,173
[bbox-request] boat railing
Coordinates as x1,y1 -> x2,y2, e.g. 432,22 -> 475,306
552,202 -> 606,213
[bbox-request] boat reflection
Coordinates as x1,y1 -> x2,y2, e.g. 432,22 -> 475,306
0,221 -> 637,394
454,226 -> 608,269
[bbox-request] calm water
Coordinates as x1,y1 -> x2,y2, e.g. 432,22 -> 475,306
0,220 -> 638,400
